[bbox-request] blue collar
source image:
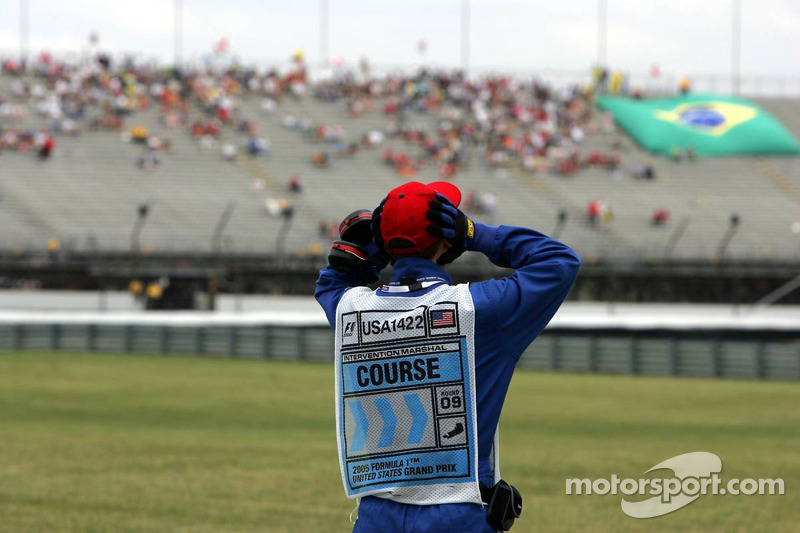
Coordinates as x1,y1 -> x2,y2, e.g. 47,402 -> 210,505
384,257 -> 452,291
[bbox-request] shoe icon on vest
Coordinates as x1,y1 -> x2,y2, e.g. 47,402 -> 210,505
443,422 -> 464,439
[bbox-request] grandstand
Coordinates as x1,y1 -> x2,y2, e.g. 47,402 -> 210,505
1,63 -> 799,303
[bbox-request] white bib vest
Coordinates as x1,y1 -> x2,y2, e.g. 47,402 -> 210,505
334,283 -> 486,505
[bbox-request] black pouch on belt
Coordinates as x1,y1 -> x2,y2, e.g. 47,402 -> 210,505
481,480 -> 523,531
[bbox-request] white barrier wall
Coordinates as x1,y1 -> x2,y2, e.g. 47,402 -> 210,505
1,291 -> 799,331
0,293 -> 798,380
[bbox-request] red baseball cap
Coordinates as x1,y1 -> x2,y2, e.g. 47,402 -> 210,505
379,181 -> 462,255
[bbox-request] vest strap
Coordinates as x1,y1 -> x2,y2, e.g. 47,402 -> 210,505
379,280 -> 445,293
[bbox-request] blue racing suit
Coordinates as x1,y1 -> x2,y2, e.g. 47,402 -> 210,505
316,222 -> 581,533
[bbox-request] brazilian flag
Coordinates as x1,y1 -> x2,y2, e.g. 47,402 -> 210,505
597,94 -> 800,156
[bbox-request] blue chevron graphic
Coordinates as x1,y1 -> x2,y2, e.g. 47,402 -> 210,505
348,399 -> 369,452
374,398 -> 397,448
403,393 -> 428,444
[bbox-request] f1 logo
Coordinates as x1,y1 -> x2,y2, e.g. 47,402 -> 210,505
341,313 -> 359,346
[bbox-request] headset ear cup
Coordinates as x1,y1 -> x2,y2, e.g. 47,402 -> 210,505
328,240 -> 368,272
339,209 -> 373,246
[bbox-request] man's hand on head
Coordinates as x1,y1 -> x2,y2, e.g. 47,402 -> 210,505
426,193 -> 475,265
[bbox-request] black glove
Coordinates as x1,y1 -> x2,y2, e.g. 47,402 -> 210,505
328,240 -> 369,272
426,193 -> 475,265
328,209 -> 390,272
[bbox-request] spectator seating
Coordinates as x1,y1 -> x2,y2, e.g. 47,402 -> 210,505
1,71 -> 799,263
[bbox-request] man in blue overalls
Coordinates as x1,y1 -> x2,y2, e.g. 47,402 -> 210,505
316,181 -> 580,532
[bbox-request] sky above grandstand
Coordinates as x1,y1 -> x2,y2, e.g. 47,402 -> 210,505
1,0 -> 799,79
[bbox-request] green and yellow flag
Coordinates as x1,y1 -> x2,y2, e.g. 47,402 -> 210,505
597,94 -> 800,156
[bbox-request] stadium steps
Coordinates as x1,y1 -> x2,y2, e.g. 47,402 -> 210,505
751,159 -> 800,203
3,73 -> 800,261
1,103 -> 311,253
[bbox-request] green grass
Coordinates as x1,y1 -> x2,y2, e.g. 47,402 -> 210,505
0,352 -> 797,532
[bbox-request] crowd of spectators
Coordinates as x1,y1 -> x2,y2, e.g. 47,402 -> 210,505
305,70 -> 685,234
304,69 -> 623,181
1,50 -> 673,246
0,50 -> 311,170
0,128 -> 56,157
1,51 -> 631,179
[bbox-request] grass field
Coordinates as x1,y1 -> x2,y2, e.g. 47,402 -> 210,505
0,352 -> 798,532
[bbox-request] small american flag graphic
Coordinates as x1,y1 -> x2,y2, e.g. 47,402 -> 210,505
430,309 -> 455,328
